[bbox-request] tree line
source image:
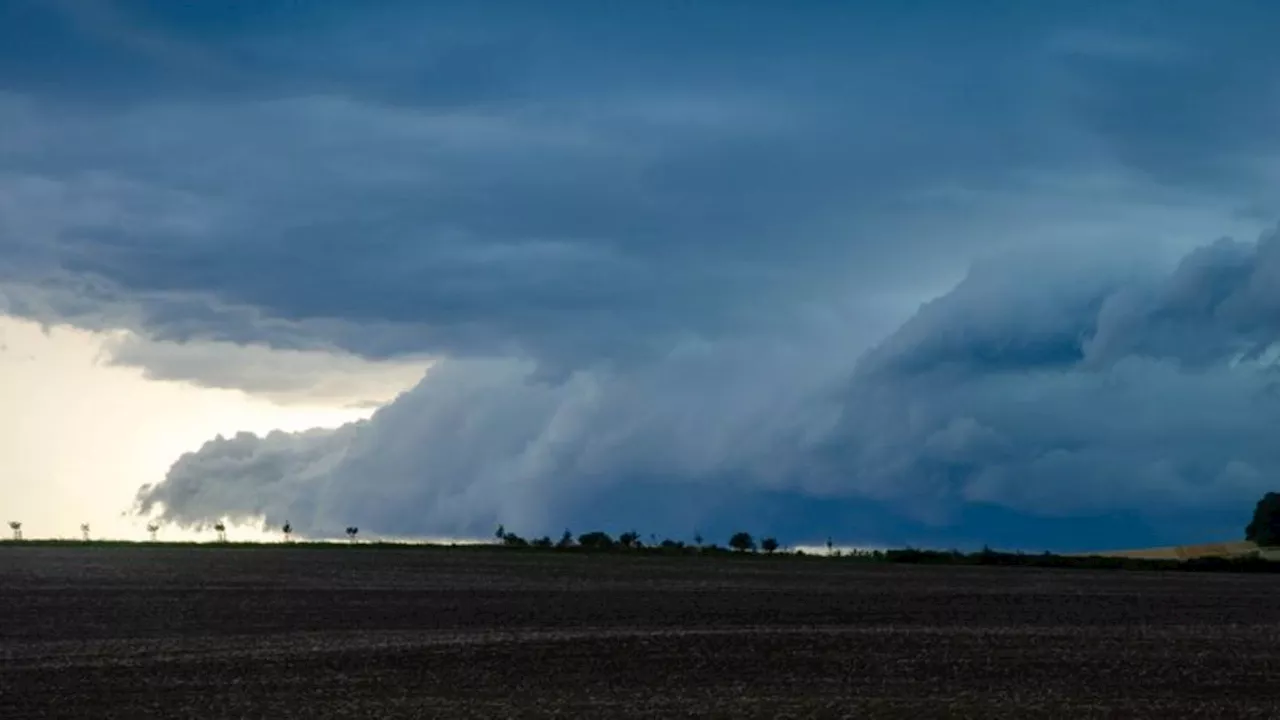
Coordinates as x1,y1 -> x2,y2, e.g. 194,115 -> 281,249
493,525 -> 781,554
6,491 -> 1280,570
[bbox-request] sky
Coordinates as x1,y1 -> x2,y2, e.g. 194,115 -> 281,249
2,0 -> 1280,551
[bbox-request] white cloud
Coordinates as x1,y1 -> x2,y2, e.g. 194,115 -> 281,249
0,314 -> 392,540
99,332 -> 429,407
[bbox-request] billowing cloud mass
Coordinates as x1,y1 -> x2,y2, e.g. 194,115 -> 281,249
136,230 -> 1280,549
6,1 -> 1280,549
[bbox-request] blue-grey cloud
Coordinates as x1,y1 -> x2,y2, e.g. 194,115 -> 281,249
4,1 -> 1280,549
136,228 -> 1280,551
0,0 -> 1152,370
825,229 -> 1280,524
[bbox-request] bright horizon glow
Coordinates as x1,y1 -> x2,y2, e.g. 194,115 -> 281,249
0,315 -> 417,542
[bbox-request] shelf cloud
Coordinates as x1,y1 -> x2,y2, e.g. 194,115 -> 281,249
3,1 -> 1280,548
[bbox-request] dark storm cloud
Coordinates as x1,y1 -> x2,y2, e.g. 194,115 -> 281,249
0,0 -> 1102,370
824,229 -> 1280,522
4,1 -> 1280,548
4,85 -> 1029,369
137,229 -> 1280,550
1051,2 -> 1280,210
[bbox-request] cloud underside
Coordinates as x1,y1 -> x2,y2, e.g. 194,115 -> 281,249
5,1 -> 1278,378
135,230 -> 1280,550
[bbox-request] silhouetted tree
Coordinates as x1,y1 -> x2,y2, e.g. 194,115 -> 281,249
494,524 -> 506,543
146,522 -> 160,541
214,521 -> 227,543
8,521 -> 22,541
557,529 -> 575,548
826,537 -> 834,556
503,532 -> 529,547
577,531 -> 616,550
532,536 -> 553,548
761,537 -> 779,554
729,532 -> 755,553
80,523 -> 90,542
693,531 -> 704,547
1247,492 -> 1280,547
282,521 -> 293,543
346,526 -> 359,542
619,531 -> 640,549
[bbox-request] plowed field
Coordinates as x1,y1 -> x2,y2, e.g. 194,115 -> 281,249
2,546 -> 1279,718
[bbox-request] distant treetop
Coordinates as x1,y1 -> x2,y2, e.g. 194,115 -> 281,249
1247,492 -> 1280,547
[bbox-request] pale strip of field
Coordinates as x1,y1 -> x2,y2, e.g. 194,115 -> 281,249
1069,540 -> 1259,560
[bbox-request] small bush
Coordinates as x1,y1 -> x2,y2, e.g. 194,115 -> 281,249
577,531 -> 616,550
729,532 -> 756,553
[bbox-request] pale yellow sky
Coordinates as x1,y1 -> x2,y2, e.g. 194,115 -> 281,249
0,315 -> 423,542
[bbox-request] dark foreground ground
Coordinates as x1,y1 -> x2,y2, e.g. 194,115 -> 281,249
3,546 -> 1280,718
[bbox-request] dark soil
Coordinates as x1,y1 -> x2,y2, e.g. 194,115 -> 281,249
2,545 -> 1279,718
